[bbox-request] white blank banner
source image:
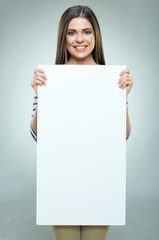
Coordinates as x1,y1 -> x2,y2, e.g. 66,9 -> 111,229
37,65 -> 126,225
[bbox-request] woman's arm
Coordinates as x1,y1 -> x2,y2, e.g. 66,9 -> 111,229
30,94 -> 38,142
30,68 -> 47,142
126,99 -> 131,141
118,68 -> 134,141
126,107 -> 131,139
32,108 -> 37,135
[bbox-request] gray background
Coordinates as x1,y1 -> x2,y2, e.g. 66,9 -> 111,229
0,0 -> 158,239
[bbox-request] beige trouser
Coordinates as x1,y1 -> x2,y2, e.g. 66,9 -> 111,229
50,225 -> 110,240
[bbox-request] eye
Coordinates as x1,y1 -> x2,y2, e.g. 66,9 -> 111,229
67,30 -> 91,36
84,31 -> 91,34
68,32 -> 75,36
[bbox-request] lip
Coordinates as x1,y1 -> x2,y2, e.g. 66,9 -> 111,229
73,45 -> 88,51
74,45 -> 88,47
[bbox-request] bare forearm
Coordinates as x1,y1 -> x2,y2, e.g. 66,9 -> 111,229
32,108 -> 37,135
126,108 -> 131,138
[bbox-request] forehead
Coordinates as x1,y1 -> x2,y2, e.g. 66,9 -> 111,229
67,17 -> 93,30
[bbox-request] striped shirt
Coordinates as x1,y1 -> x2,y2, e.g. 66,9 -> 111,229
30,94 -> 131,142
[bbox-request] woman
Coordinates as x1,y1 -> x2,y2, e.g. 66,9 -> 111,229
30,5 -> 134,240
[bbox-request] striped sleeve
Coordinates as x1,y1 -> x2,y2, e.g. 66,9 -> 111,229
30,93 -> 38,142
126,99 -> 131,141
126,129 -> 131,141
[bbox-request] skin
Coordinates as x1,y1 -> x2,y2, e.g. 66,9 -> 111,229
65,17 -> 97,65
31,17 -> 134,137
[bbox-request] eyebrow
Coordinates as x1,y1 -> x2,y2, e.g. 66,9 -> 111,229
67,28 -> 92,31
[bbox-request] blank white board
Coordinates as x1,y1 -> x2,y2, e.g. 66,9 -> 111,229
37,65 -> 126,225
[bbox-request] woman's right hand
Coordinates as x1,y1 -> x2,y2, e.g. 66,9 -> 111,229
31,68 -> 48,94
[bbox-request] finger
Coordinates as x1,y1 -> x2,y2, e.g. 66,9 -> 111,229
119,68 -> 130,76
121,79 -> 132,89
35,72 -> 48,80
32,78 -> 45,87
34,68 -> 45,75
119,80 -> 125,88
34,79 -> 44,86
31,79 -> 43,88
120,81 -> 128,89
34,76 -> 46,85
34,75 -> 47,83
119,77 -> 131,88
118,74 -> 130,84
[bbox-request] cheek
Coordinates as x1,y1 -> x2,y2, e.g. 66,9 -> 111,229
66,36 -> 73,46
88,35 -> 95,46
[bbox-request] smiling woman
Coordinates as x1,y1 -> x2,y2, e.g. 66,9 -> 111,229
55,5 -> 106,65
30,4 -> 134,240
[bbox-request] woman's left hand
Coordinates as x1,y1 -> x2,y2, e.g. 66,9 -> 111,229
118,68 -> 134,98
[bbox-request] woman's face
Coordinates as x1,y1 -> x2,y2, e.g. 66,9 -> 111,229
66,17 -> 95,61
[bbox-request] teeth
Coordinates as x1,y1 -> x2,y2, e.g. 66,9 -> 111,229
76,46 -> 86,49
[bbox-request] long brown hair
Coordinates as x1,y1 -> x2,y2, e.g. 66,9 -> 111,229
55,5 -> 106,65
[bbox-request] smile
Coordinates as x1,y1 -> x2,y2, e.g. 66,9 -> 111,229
73,46 -> 88,51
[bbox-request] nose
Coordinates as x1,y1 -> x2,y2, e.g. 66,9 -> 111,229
76,33 -> 84,43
